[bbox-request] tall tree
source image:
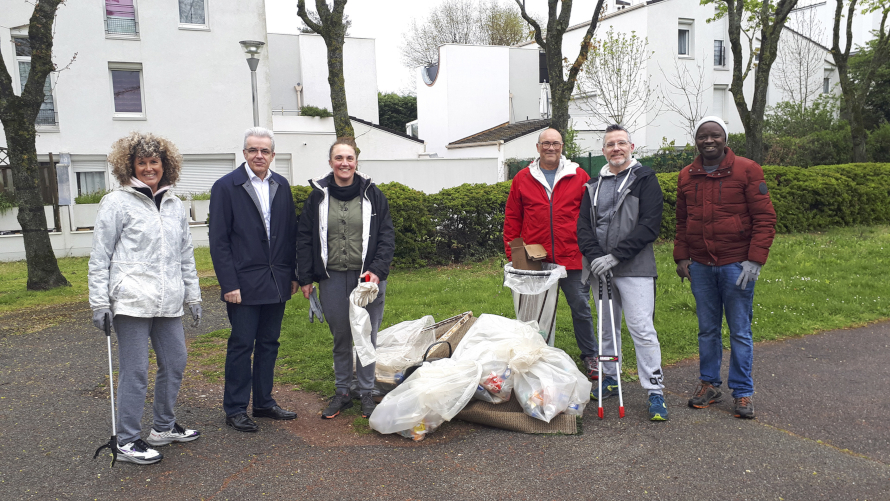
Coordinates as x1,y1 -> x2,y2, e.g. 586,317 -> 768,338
704,0 -> 799,163
774,7 -> 826,111
830,0 -> 889,161
576,27 -> 660,132
516,0 -> 607,138
297,0 -> 355,139
660,53 -> 713,141
401,0 -> 531,69
0,0 -> 69,290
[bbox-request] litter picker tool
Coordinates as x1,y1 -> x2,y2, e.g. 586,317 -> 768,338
93,312 -> 119,466
597,273 -> 625,419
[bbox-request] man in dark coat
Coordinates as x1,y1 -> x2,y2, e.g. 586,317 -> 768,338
209,127 -> 298,432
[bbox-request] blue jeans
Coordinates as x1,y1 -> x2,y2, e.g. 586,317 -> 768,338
223,302 -> 287,416
689,261 -> 756,398
560,269 -> 598,360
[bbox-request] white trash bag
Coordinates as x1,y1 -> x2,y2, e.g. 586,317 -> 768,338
369,358 -> 482,441
375,316 -> 436,380
504,263 -> 567,346
349,281 -> 379,366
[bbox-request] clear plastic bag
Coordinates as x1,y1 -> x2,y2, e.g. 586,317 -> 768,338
375,316 -> 436,380
348,282 -> 379,365
503,262 -> 566,295
368,358 -> 482,441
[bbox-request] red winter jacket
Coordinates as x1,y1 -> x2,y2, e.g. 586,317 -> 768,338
504,159 -> 590,270
673,147 -> 776,266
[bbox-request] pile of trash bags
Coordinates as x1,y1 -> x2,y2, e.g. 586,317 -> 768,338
369,314 -> 591,441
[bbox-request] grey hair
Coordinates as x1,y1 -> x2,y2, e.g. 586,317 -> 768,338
537,128 -> 563,143
604,124 -> 632,144
243,126 -> 275,152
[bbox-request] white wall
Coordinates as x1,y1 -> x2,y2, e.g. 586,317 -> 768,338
0,0 -> 270,197
359,158 -> 500,194
297,34 -> 379,123
416,44 -> 513,157
509,47 -> 543,123
272,115 -> 426,186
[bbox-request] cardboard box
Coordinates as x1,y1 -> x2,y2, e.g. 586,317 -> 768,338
509,237 -> 548,271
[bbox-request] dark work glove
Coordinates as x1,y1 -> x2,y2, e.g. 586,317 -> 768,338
735,261 -> 762,290
92,308 -> 112,332
189,304 -> 202,328
308,287 -> 325,323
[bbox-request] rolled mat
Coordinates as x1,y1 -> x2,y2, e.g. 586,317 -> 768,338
455,396 -> 579,435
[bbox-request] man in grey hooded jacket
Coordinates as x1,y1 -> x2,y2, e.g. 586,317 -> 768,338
577,124 -> 667,421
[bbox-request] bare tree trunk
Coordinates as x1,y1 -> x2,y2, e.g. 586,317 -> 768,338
0,0 -> 69,290
831,0 -> 889,162
516,0 -> 605,140
298,0 -> 356,140
724,0 -> 799,164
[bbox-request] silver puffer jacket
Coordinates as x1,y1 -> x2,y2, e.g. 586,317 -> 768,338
88,187 -> 201,317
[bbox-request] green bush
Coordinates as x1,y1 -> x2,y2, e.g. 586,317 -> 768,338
377,92 -> 417,132
189,191 -> 211,200
378,182 -> 435,268
75,189 -> 112,204
291,185 -> 313,220
867,122 -> 890,162
300,105 -> 333,118
727,133 -> 747,158
0,191 -> 16,214
764,124 -> 852,168
428,182 -> 512,263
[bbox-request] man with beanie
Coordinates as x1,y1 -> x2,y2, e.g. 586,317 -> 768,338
577,124 -> 668,421
674,116 -> 776,419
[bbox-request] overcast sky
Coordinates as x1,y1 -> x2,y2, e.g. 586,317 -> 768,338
264,0 -> 598,94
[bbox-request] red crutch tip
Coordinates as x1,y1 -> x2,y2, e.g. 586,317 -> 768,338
619,406 -> 625,418
598,408 -> 604,419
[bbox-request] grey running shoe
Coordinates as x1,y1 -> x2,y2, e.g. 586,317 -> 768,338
688,381 -> 723,409
146,423 -> 201,446
322,393 -> 353,419
733,396 -> 755,419
116,439 -> 163,465
360,394 -> 377,418
582,356 -> 599,380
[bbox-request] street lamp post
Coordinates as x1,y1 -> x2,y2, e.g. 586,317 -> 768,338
239,40 -> 265,127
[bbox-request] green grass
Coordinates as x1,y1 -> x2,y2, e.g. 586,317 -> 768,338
0,247 -> 217,314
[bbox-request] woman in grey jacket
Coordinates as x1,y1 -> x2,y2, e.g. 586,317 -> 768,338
88,132 -> 201,464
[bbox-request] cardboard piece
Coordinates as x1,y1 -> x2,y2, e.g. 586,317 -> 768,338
509,237 -> 547,271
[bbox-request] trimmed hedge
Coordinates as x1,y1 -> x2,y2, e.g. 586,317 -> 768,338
291,163 -> 890,268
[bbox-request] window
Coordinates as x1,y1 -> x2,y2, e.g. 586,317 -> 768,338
712,85 -> 727,119
823,77 -> 830,94
105,0 -> 139,37
678,19 -> 694,56
13,37 -> 56,126
109,63 -> 145,119
179,0 -> 209,29
714,40 -> 725,67
678,29 -> 690,55
76,172 -> 106,196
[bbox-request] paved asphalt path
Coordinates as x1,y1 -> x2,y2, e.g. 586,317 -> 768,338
1,289 -> 888,500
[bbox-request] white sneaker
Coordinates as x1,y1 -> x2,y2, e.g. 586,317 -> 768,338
145,422 -> 201,446
115,439 -> 163,465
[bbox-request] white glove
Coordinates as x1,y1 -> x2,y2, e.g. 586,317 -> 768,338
735,261 -> 762,290
590,254 -> 619,277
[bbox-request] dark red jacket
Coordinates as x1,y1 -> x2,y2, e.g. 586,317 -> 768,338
673,148 -> 776,266
504,160 -> 589,270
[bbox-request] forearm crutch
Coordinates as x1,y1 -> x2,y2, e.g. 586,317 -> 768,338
597,273 -> 625,419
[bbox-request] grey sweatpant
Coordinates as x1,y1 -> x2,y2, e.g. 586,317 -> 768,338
113,315 -> 187,445
593,275 -> 664,395
319,270 -> 387,396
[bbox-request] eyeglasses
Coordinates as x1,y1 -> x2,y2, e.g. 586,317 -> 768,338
605,141 -> 630,149
539,141 -> 563,148
246,148 -> 273,156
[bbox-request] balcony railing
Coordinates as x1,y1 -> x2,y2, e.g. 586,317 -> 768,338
106,16 -> 139,36
36,109 -> 58,126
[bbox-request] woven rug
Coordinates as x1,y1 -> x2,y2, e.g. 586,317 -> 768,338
455,395 -> 579,435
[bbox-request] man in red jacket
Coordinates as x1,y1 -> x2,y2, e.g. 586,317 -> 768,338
674,116 -> 776,419
504,128 -> 598,379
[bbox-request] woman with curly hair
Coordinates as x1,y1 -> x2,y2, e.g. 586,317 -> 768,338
88,132 -> 202,465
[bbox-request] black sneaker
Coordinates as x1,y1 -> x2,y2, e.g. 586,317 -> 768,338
360,394 -> 377,418
321,393 -> 353,419
688,381 -> 722,409
582,356 -> 599,380
733,396 -> 755,419
590,377 -> 619,400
